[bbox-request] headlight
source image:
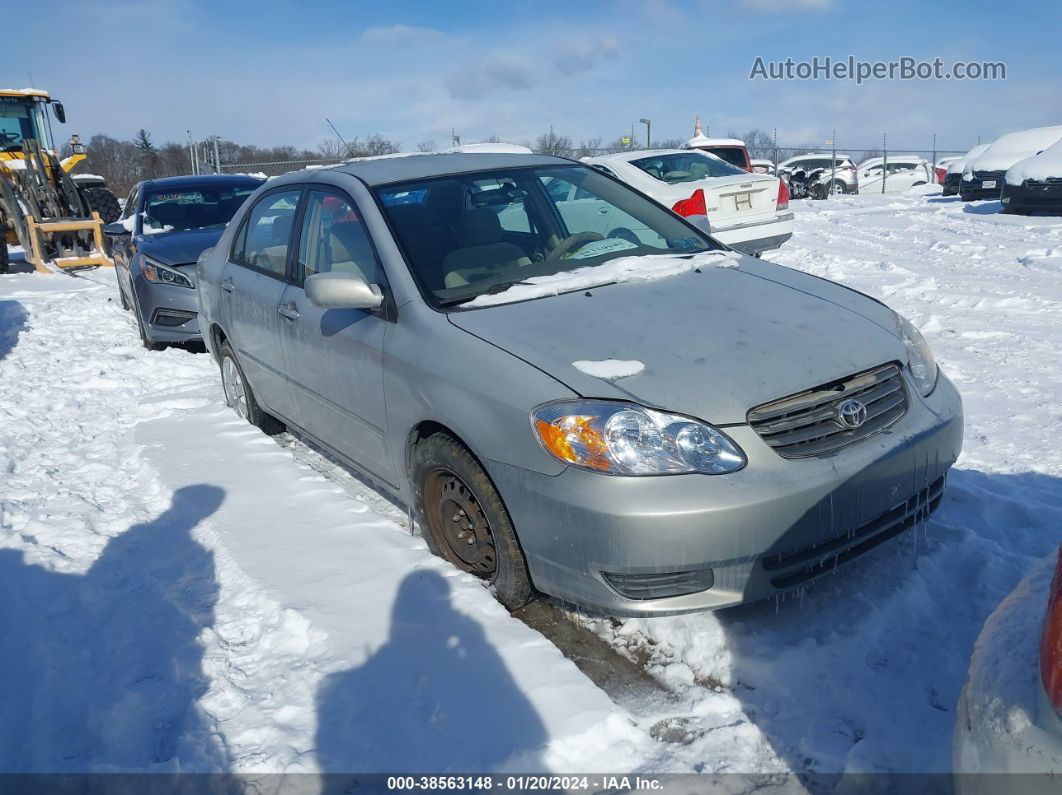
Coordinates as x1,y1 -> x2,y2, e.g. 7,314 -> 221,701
896,314 -> 938,396
531,400 -> 745,476
141,256 -> 193,288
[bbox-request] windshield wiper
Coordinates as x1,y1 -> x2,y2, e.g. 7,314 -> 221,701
438,279 -> 535,307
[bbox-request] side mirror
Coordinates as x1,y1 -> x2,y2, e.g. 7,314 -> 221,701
305,272 -> 384,310
103,221 -> 130,236
52,102 -> 66,124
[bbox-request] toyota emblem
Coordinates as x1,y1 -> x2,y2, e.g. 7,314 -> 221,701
837,399 -> 868,429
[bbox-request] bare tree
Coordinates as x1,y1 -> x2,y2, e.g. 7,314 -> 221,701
654,137 -> 686,150
534,128 -> 573,157
739,128 -> 776,160
416,140 -> 437,152
574,137 -> 603,158
363,134 -> 401,157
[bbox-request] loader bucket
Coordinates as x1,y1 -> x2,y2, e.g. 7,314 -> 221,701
23,212 -> 113,273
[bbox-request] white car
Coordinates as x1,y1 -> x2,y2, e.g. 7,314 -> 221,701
961,126 -> 1062,200
943,144 -> 990,196
954,546 -> 1062,792
777,153 -> 858,194
856,155 -> 932,194
584,149 -> 793,256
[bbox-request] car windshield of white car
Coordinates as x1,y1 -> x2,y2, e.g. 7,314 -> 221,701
630,152 -> 746,184
375,164 -> 718,307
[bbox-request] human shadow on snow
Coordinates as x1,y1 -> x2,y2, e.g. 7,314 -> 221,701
0,484 -> 224,771
315,569 -> 548,785
0,300 -> 27,362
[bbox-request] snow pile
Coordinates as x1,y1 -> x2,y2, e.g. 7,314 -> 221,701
467,250 -> 741,307
571,359 -> 645,379
1006,137 -> 1062,185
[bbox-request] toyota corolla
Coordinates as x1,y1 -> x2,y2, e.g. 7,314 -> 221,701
196,152 -> 963,616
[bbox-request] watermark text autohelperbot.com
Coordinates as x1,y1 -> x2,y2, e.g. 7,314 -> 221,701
750,56 -> 1006,84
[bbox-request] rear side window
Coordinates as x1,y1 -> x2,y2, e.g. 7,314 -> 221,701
232,189 -> 302,277
631,152 -> 744,183
296,190 -> 383,286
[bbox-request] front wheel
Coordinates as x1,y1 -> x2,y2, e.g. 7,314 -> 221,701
412,433 -> 534,611
218,341 -> 284,434
830,180 -> 849,195
0,240 -> 8,274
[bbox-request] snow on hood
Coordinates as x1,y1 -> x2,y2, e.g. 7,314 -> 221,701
947,144 -> 989,175
571,359 -> 645,379
965,126 -> 1062,174
449,256 -> 904,424
1006,137 -> 1062,185
466,250 -> 741,308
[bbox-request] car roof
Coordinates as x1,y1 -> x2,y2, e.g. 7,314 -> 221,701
586,148 -> 697,164
325,152 -> 573,186
784,153 -> 852,160
141,174 -> 264,190
687,136 -> 746,148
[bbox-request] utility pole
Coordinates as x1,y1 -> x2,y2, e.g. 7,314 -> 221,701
451,127 -> 460,147
773,127 -> 778,171
639,118 -> 651,150
186,130 -> 195,175
931,133 -> 937,183
882,132 -> 888,195
830,129 -> 836,199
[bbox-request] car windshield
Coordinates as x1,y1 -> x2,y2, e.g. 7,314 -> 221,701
703,147 -> 747,170
630,152 -> 745,183
142,181 -> 262,234
374,164 -> 717,307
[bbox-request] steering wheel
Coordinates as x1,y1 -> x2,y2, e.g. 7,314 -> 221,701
545,231 -> 605,262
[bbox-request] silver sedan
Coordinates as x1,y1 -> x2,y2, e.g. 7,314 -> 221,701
197,152 -> 963,616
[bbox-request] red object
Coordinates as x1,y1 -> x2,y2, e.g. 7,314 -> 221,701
672,188 -> 707,218
1042,545 -> 1062,716
935,167 -> 947,184
776,178 -> 790,210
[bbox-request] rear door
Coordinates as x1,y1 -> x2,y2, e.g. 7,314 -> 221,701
276,187 -> 395,485
219,187 -> 302,421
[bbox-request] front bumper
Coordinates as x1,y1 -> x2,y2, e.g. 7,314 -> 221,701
1001,182 -> 1062,215
712,211 -> 794,255
943,174 -> 962,196
960,179 -> 1003,200
488,371 -> 963,616
132,273 -> 202,342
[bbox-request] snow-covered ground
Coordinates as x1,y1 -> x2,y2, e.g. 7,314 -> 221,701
0,189 -> 1060,778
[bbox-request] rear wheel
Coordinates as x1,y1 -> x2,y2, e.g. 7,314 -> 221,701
830,180 -> 849,195
0,240 -> 8,274
413,433 -> 534,611
218,341 -> 284,434
81,186 -> 121,223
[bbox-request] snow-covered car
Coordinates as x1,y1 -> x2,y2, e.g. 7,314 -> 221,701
684,118 -> 752,171
1002,137 -> 1062,215
778,153 -> 858,194
197,151 -> 962,617
961,126 -> 1062,201
856,156 -> 932,194
751,159 -> 776,174
943,144 -> 990,197
935,156 -> 962,185
954,546 -> 1062,791
585,149 -> 793,255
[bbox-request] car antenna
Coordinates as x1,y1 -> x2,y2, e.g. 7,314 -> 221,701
326,118 -> 357,158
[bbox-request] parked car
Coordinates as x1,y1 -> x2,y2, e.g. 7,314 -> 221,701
778,153 -> 858,194
934,156 -> 962,185
685,119 -> 752,171
856,156 -> 932,194
197,152 -> 962,616
954,546 -> 1062,791
584,149 -> 792,256
1002,137 -> 1062,214
943,144 -> 989,197
961,126 -> 1062,201
751,159 -> 776,174
104,174 -> 264,349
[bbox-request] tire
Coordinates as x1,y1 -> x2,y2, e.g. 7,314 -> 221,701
412,433 -> 534,611
0,240 -> 8,274
131,294 -> 165,351
810,182 -> 829,200
81,186 -> 121,223
218,340 -> 285,435
830,180 -> 849,195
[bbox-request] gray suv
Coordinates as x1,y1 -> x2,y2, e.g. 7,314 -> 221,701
197,153 -> 963,616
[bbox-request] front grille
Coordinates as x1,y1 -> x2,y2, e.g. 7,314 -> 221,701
602,568 -> 714,600
763,474 -> 946,590
748,363 -> 908,459
973,170 -> 1005,182
1027,177 -> 1062,189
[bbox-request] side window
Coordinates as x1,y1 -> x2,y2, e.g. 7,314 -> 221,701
121,187 -> 139,220
234,189 -> 301,277
296,189 -> 383,285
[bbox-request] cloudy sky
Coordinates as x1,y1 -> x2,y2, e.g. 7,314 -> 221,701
6,0 -> 1060,155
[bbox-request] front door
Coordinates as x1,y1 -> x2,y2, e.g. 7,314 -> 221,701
277,188 -> 394,484
219,187 -> 302,421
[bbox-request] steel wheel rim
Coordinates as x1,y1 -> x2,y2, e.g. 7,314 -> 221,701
221,357 -> 248,419
423,468 -> 497,579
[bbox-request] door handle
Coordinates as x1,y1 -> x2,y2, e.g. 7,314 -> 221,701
278,304 -> 300,321
221,278 -> 235,293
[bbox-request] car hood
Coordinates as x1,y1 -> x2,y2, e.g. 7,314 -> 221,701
448,256 -> 906,425
137,226 -> 225,266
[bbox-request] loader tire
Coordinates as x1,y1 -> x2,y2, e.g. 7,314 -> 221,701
0,241 -> 8,274
82,186 -> 121,223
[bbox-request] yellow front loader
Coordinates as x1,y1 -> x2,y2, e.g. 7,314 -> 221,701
0,88 -> 117,273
